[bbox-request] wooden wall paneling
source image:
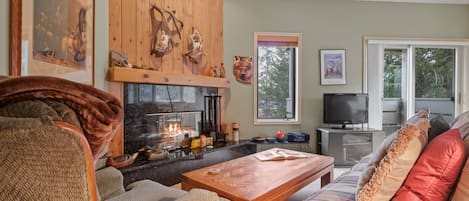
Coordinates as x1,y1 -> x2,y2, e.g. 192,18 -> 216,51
214,0 -> 225,129
171,0 -> 184,74
182,0 -> 193,75
136,0 -> 149,67
144,0 -> 152,70
210,0 -> 223,70
159,0 -> 172,73
201,0 -> 211,74
217,0 -> 224,69
191,0 -> 203,75
149,0 -> 161,70
108,0 -> 124,156
122,0 -> 137,65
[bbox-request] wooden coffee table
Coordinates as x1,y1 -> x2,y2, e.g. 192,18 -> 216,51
181,148 -> 334,201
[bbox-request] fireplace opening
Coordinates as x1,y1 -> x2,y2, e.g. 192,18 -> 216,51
124,83 -> 216,154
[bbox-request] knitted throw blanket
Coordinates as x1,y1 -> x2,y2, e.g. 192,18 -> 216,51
0,76 -> 123,159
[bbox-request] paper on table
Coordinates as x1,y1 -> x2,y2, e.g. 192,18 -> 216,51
255,149 -> 308,161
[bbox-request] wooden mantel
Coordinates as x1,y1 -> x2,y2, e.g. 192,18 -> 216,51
108,67 -> 230,88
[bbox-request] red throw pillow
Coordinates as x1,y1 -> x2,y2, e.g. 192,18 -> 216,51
393,128 -> 466,201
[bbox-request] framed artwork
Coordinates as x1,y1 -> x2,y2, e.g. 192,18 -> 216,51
9,0 -> 95,85
320,49 -> 346,85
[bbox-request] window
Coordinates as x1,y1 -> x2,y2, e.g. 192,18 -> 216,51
384,49 -> 405,99
254,32 -> 302,124
365,37 -> 469,130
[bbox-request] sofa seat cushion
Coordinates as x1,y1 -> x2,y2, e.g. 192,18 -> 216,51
175,188 -> 225,201
95,167 -> 125,200
393,128 -> 466,200
304,170 -> 361,201
105,180 -> 187,201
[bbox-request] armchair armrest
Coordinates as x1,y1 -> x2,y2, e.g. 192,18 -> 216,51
95,166 -> 125,200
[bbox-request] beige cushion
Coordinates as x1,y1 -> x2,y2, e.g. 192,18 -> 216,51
453,158 -> 469,201
451,111 -> 469,153
95,167 -> 125,200
451,111 -> 469,129
356,118 -> 429,201
451,111 -> 469,201
106,180 -> 187,201
356,109 -> 429,196
175,188 -> 221,201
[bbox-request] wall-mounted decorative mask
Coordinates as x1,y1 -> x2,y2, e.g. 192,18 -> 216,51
150,5 -> 183,58
233,56 -> 253,84
184,27 -> 205,64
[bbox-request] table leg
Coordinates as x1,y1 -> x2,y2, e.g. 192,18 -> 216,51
320,166 -> 333,187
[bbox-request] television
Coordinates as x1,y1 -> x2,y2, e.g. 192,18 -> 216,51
323,93 -> 368,128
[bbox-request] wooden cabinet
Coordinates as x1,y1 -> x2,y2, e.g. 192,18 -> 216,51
317,128 -> 385,166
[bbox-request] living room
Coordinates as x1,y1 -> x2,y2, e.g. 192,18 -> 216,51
1,0 -> 469,201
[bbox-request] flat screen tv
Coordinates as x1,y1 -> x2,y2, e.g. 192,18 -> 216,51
323,93 -> 368,128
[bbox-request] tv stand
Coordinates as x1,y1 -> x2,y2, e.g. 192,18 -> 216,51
316,127 -> 385,166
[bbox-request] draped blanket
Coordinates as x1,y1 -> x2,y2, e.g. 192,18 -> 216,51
0,76 -> 123,159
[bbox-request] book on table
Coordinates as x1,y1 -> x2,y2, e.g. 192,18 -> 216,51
255,149 -> 308,161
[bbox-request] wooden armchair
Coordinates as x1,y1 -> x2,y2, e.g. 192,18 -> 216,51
0,117 -> 99,200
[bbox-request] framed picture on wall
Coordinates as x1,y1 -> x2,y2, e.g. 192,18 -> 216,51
320,49 -> 346,85
9,0 -> 95,86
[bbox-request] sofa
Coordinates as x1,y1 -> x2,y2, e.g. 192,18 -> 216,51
0,76 -> 227,201
305,109 -> 469,201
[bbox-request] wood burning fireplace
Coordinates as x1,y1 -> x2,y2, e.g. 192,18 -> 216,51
124,83 -> 215,154
121,83 -> 255,186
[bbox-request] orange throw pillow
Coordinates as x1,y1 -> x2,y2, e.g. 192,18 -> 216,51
393,128 -> 466,201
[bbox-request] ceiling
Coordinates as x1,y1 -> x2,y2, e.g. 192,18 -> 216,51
359,0 -> 469,4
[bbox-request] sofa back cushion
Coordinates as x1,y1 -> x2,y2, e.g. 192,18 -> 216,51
450,111 -> 469,201
356,123 -> 428,201
356,109 -> 429,201
357,109 -> 429,198
392,128 -> 466,200
0,126 -> 97,200
428,115 -> 450,142
453,158 -> 469,201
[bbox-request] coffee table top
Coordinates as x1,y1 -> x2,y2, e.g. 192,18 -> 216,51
181,148 -> 334,201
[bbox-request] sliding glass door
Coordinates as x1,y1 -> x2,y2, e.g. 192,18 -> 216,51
382,48 -> 407,135
414,47 -> 455,122
381,46 -> 456,135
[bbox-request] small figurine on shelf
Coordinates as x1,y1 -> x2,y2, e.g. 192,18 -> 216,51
232,123 -> 240,143
199,134 -> 207,148
203,63 -> 226,78
181,133 -> 191,149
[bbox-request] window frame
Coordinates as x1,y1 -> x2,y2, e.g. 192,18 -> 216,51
253,32 -> 302,125
363,37 -> 469,129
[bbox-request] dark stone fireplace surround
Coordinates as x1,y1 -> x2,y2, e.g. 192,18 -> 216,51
122,83 -> 256,186
120,141 -> 256,186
